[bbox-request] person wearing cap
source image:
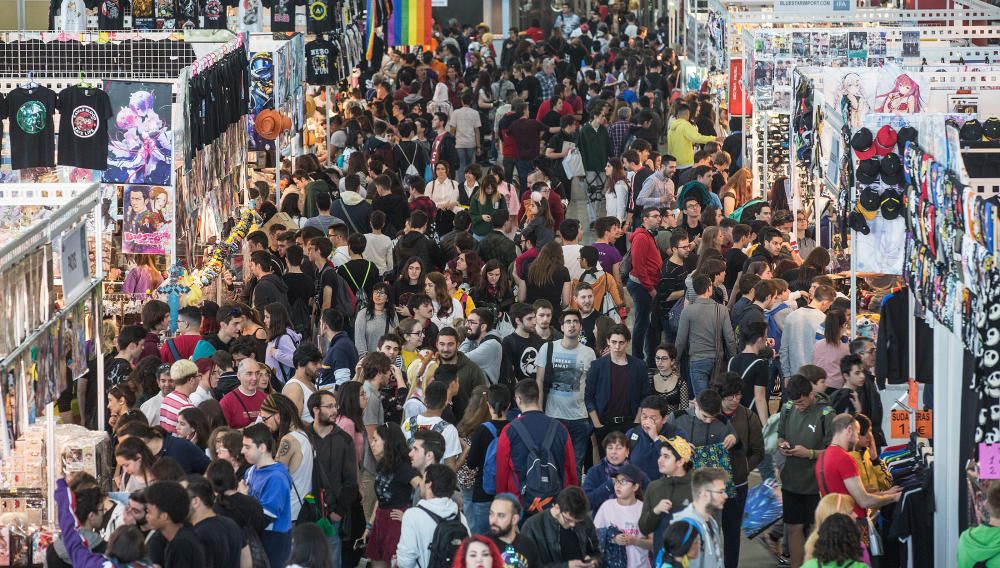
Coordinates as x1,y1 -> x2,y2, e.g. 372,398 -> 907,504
594,463 -> 652,568
639,436 -> 694,562
160,359 -> 199,434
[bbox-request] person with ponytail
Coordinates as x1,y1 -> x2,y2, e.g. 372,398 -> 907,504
659,519 -> 702,568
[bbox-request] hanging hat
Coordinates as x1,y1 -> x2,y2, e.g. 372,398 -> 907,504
896,126 -> 918,154
873,125 -> 898,157
856,157 -> 881,184
960,119 -> 983,143
880,153 -> 904,186
858,185 -> 881,213
984,117 -> 1000,141
849,210 -> 871,235
851,127 -> 877,160
880,188 -> 904,220
255,109 -> 292,141
855,202 -> 878,221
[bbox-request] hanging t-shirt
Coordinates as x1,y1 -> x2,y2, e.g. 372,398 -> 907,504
176,0 -> 200,28
200,0 -> 228,28
306,0 -> 332,33
56,85 -> 113,170
0,94 -> 6,156
131,0 -> 155,28
155,0 -> 176,28
236,0 -> 263,31
97,0 -> 128,29
7,86 -> 57,170
60,0 -> 89,31
266,0 -> 295,31
305,38 -> 336,85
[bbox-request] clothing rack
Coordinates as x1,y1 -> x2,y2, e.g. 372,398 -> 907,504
191,32 -> 246,77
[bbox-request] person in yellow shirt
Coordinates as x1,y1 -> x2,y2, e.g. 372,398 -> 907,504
849,414 -> 892,493
667,104 -> 717,173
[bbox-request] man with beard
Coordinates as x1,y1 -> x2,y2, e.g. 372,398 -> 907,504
672,468 -> 728,568
489,493 -> 542,568
281,342 -> 321,424
503,303 -> 544,383
431,327 -> 486,419
459,309 -> 503,384
307,390 -> 359,568
656,230 -> 692,344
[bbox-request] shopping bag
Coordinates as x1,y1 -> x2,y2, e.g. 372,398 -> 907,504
562,148 -> 585,178
742,478 -> 783,540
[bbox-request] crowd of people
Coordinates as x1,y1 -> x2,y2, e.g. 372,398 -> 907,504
53,7 -> 924,568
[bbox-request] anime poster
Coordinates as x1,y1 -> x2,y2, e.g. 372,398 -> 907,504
902,31 -> 920,58
122,184 -> 173,254
874,69 -> 927,114
823,68 -> 879,129
103,81 -> 173,185
249,51 -> 275,151
848,32 -> 868,63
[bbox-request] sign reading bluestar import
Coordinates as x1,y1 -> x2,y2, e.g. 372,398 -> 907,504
774,0 -> 852,12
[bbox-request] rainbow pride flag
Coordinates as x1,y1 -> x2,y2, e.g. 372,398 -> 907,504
365,0 -> 379,60
387,0 -> 431,47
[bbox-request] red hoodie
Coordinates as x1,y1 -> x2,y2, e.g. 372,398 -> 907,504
628,227 -> 662,293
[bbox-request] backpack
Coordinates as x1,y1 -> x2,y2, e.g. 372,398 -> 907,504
418,505 -> 469,568
480,422 -> 500,495
316,264 -> 356,317
590,271 -> 625,321
342,262 -> 374,312
729,198 -> 765,222
483,335 -> 514,387
274,332 -> 301,385
403,416 -> 450,444
765,303 -> 788,351
510,419 -> 563,512
620,248 -> 633,282
289,296 -> 313,338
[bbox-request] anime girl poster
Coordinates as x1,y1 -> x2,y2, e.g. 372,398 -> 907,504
103,81 -> 173,185
122,185 -> 173,254
875,71 -> 926,114
825,69 -> 877,129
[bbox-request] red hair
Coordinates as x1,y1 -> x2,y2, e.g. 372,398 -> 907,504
451,535 -> 505,568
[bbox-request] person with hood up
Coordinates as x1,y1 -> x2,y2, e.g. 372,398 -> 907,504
331,177 -> 373,234
428,82 -> 454,120
458,308 -> 503,384
251,250 -> 290,311
959,478 -> 1000,567
53,475 -> 152,568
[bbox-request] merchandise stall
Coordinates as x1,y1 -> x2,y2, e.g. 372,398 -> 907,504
680,0 -> 728,94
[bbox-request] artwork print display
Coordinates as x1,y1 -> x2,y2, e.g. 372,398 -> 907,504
249,51 -> 275,151
103,81 -> 173,185
123,184 -> 173,255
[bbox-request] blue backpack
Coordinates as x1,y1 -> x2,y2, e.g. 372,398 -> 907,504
481,422 -> 500,495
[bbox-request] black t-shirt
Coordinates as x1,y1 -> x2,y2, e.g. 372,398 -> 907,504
525,266 -> 571,322
193,515 -> 245,568
580,311 -> 599,349
165,526 -> 207,568
375,462 -> 420,508
215,493 -> 266,536
283,272 -> 315,307
97,0 -> 128,29
56,85 -> 113,170
491,534 -> 543,568
314,264 -> 339,316
106,357 -> 133,387
305,38 -> 337,85
306,0 -> 332,32
502,332 -> 544,383
176,0 -> 200,28
724,248 -> 748,291
559,526 -> 584,561
565,44 -> 588,71
605,361 -> 631,418
6,86 -> 57,169
207,334 -> 231,352
266,0 -> 295,30
517,76 -> 542,111
339,259 -> 377,297
147,531 -> 167,566
201,0 -> 228,28
728,353 -> 769,410
889,486 -> 934,568
658,259 -> 688,309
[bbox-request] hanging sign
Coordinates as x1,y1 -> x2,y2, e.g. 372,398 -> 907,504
60,223 -> 90,305
890,409 -> 911,439
728,59 -> 751,117
908,379 -> 919,410
980,443 -> 1000,480
774,0 -> 852,12
915,410 -> 933,438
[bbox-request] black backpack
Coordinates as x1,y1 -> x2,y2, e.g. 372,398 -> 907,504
418,505 -> 469,568
510,418 -> 563,512
289,296 -> 313,338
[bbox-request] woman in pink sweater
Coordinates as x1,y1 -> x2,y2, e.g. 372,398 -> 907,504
811,309 -> 850,389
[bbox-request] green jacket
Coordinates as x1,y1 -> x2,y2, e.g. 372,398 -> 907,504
638,472 -> 693,535
578,122 -> 612,172
469,194 -> 507,236
776,400 -> 835,495
303,179 -> 331,218
959,525 -> 1000,568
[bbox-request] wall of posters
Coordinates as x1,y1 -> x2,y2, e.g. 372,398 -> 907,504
122,184 -> 173,255
103,81 -> 174,186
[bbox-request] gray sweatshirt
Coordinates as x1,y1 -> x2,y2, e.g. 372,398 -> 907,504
675,297 -> 738,362
354,308 -> 398,356
778,306 -> 826,377
673,504 -> 724,568
459,330 -> 503,384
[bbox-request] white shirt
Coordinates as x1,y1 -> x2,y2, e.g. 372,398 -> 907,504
402,415 -> 462,459
140,392 -> 164,426
563,244 -> 584,281
189,385 -> 213,407
332,246 -> 350,268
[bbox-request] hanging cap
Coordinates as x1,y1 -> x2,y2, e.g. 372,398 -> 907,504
856,157 -> 881,184
896,126 -> 918,153
850,127 -> 877,160
874,125 -> 898,157
849,210 -> 871,235
960,119 -> 983,143
984,117 -> 1000,141
858,185 -> 881,213
880,188 -> 904,220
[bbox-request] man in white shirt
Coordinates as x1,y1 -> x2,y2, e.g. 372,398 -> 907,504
401,381 -> 463,469
189,358 -> 219,407
561,219 -> 585,281
447,91 -> 482,180
140,363 -> 174,426
396,465 -> 469,568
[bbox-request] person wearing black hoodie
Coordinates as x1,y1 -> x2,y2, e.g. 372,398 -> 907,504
742,227 -> 783,272
393,210 -> 446,271
250,250 -> 290,311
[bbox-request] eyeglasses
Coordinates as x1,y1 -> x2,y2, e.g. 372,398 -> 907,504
614,478 -> 636,486
409,330 -> 425,336
705,488 -> 727,496
654,356 -> 672,362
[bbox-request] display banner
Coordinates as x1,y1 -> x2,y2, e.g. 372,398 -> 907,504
729,59 -> 751,117
103,81 -> 173,185
775,0 -> 852,13
122,185 -> 173,255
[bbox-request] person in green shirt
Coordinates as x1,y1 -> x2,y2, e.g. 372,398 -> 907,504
801,513 -> 868,568
469,176 -> 507,239
639,436 -> 694,562
959,481 -> 1000,568
777,373 -> 835,568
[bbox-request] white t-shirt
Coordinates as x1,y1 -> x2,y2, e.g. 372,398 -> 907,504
594,499 -> 650,568
60,0 -> 89,31
563,244 -> 583,281
402,415 -> 462,459
237,0 -> 263,31
447,107 -> 482,149
538,340 -> 596,420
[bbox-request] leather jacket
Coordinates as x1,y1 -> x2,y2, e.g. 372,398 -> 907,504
520,508 -> 602,568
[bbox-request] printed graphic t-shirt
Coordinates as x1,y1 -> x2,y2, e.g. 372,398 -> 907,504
97,0 -> 129,29
57,85 -> 114,170
539,341 -> 596,420
7,86 -> 57,170
305,38 -> 337,85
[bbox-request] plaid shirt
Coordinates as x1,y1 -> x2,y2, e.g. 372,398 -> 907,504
536,71 -> 558,102
608,119 -> 634,157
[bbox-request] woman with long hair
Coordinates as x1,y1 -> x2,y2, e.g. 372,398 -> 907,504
788,247 -> 831,291
356,282 -> 400,356
698,226 -> 724,258
107,383 -> 137,430
470,175 -> 507,239
264,303 -> 302,388
115,436 -> 156,491
448,250 -> 485,292
197,398 -> 226,432
488,164 -> 520,234
175,407 -> 211,450
363,424 -> 422,568
122,254 -> 163,299
769,176 -> 790,212
721,168 -> 752,217
335,381 -> 367,465
593,315 -> 616,357
470,260 -> 514,317
392,257 -> 427,316
452,535 -> 505,568
205,459 -> 267,544
235,303 -> 268,361
426,161 -> 462,236
258,394 -> 313,521
208,427 -> 249,478
280,192 -> 305,228
455,386 -> 491,506
130,356 -> 163,404
520,195 -> 556,247
424,271 -> 465,329
812,309 -> 850,389
701,205 -> 723,227
287,522 -> 335,568
396,318 -> 426,371
605,158 -> 630,223
522,241 -> 572,320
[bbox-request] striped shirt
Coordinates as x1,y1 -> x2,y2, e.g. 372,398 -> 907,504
159,391 -> 192,433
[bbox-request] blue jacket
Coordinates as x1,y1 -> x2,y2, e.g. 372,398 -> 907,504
626,423 -> 682,482
319,332 -> 359,389
584,355 -> 652,420
582,458 -> 649,514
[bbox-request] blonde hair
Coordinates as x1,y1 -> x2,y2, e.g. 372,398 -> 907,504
804,493 -> 858,560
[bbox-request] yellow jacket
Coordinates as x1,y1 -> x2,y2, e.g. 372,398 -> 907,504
850,449 -> 893,493
667,118 -> 716,167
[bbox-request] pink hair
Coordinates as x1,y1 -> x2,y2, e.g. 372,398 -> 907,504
877,74 -> 922,113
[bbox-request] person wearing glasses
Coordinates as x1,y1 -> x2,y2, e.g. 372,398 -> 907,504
671,467 -> 728,568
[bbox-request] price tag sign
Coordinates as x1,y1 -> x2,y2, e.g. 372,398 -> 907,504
907,379 -> 919,410
890,409 -> 911,439
915,410 -> 933,438
980,443 -> 1000,479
